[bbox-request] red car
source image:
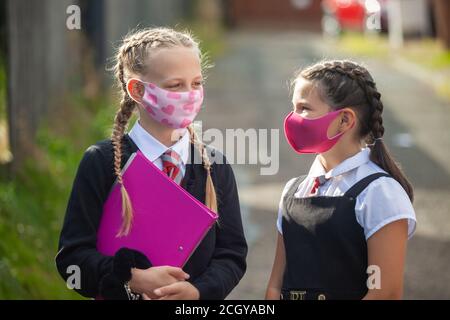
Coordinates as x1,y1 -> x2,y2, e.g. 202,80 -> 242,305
321,0 -> 388,36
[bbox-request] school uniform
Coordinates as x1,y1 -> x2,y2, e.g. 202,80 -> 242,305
277,148 -> 416,300
56,121 -> 248,300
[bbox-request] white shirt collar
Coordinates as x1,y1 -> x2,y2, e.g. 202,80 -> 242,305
308,148 -> 371,179
128,120 -> 190,165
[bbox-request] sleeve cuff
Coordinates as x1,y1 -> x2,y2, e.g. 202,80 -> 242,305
98,247 -> 152,300
190,280 -> 223,300
365,215 -> 416,240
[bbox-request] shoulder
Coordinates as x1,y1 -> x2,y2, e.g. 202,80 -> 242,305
79,139 -> 112,166
278,176 -> 307,210
85,138 -> 113,157
276,177 -> 302,234
355,171 -> 416,240
206,146 -> 231,176
353,160 -> 387,181
359,175 -> 413,209
282,177 -> 299,197
356,160 -> 409,203
203,146 -> 239,194
278,177 -> 298,212
282,174 -> 309,198
205,147 -> 240,198
78,135 -> 135,174
85,134 -> 135,158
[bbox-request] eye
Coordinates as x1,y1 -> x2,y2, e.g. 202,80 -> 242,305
166,83 -> 181,90
193,80 -> 204,88
295,104 -> 310,112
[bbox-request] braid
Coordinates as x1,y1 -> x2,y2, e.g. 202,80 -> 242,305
357,72 -> 414,202
364,83 -> 384,140
187,125 -> 218,215
342,64 -> 385,142
338,63 -> 385,143
113,61 -> 136,236
296,59 -> 414,201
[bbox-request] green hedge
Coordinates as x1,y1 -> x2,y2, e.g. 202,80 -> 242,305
0,93 -> 116,299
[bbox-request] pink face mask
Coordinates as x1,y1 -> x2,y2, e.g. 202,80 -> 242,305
284,110 -> 349,154
128,79 -> 204,129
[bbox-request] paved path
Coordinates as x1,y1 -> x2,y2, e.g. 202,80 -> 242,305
199,30 -> 450,299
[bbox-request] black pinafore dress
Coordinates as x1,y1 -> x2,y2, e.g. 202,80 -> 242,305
280,172 -> 391,300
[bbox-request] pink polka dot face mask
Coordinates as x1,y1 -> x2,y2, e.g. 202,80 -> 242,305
127,79 -> 204,129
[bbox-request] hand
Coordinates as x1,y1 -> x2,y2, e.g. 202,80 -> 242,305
153,281 -> 200,300
129,266 -> 190,299
265,287 -> 281,300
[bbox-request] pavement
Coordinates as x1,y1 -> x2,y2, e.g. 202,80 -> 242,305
198,30 -> 450,300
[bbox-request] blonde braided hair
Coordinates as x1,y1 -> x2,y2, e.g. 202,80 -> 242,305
187,126 -> 218,214
111,27 -> 216,237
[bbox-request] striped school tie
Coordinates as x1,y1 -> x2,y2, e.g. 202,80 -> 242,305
310,175 -> 328,195
161,149 -> 183,185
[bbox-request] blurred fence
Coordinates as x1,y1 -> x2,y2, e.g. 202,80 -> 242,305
6,0 -> 79,173
4,0 -> 188,173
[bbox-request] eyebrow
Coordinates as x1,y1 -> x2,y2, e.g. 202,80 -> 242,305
162,76 -> 203,82
294,101 -> 312,108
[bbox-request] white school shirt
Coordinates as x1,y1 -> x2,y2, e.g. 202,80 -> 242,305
277,148 -> 416,240
128,120 -> 190,177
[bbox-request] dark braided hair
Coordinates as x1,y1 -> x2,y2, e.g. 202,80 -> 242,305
295,60 -> 413,202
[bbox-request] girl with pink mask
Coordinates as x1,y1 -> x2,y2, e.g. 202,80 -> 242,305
266,60 -> 416,300
56,28 -> 247,300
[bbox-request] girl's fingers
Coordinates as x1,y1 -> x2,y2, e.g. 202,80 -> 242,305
158,294 -> 180,300
166,267 -> 190,280
154,282 -> 181,296
141,293 -> 151,300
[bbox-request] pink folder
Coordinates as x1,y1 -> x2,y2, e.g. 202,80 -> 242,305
96,150 -> 218,267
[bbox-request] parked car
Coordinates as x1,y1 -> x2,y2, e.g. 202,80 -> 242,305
321,0 -> 388,36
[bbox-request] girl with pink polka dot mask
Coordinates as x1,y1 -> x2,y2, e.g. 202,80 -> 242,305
55,27 -> 247,301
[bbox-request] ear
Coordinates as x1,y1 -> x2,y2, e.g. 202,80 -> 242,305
339,108 -> 356,132
126,79 -> 145,104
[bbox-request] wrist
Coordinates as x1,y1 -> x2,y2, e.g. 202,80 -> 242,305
99,248 -> 152,300
124,281 -> 141,300
129,268 -> 145,294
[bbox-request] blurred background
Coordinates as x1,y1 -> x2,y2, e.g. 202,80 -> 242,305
0,0 -> 449,299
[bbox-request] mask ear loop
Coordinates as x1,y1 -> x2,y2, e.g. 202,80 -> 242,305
327,109 -> 356,140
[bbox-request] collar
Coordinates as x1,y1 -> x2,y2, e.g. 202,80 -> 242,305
308,148 -> 371,179
128,120 -> 190,166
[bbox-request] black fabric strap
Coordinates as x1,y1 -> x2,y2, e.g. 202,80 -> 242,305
344,172 -> 391,199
